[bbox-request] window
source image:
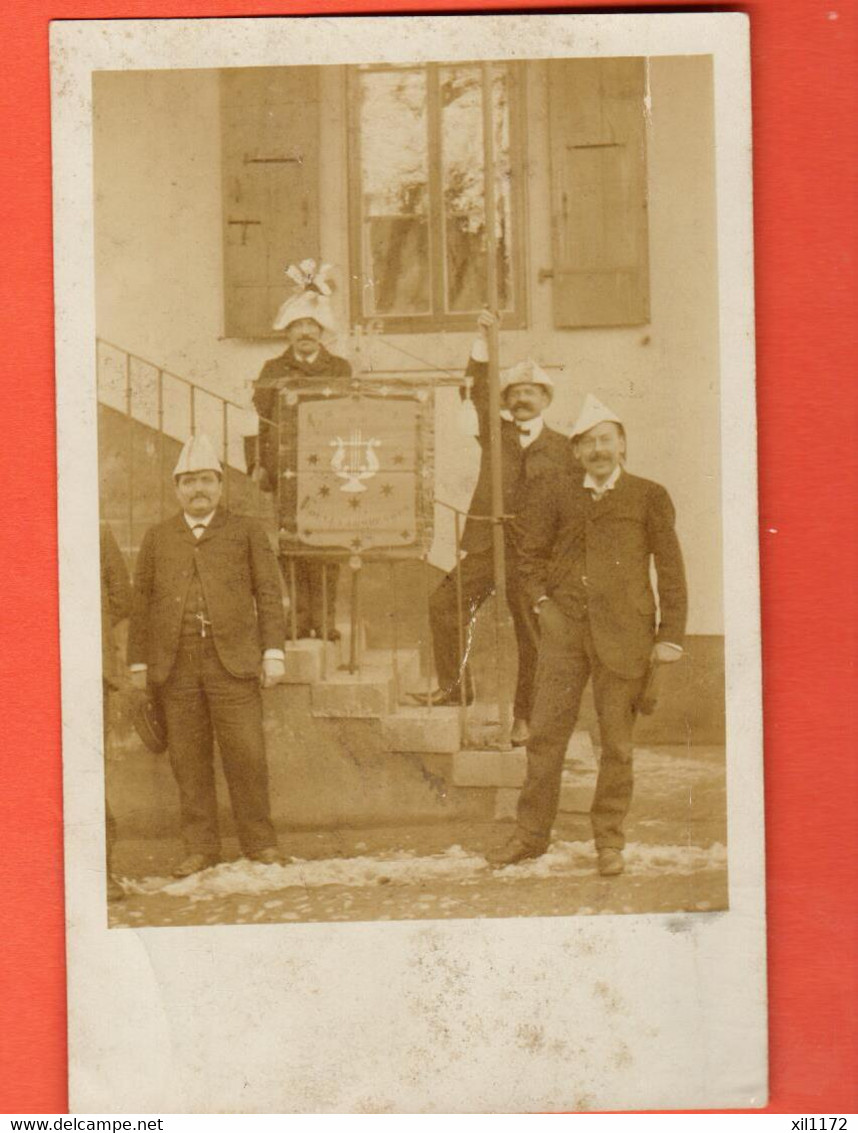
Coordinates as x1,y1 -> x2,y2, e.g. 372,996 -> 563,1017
348,63 -> 527,333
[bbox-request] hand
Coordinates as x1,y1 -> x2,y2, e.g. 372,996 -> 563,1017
476,308 -> 498,334
260,657 -> 286,688
651,642 -> 683,665
129,668 -> 148,692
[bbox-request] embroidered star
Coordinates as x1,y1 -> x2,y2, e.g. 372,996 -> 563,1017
351,537 -> 363,550
393,454 -> 404,465
348,497 -> 361,509
281,469 -> 296,480
400,530 -> 411,540
380,484 -> 394,497
318,485 -> 330,498
307,453 -> 319,465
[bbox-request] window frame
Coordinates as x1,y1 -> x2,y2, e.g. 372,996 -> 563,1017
346,61 -> 528,335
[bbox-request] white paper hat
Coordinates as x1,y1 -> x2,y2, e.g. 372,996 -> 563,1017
173,434 -> 222,478
500,360 -> 554,397
570,394 -> 624,440
272,259 -> 338,333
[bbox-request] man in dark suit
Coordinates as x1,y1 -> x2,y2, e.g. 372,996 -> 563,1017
128,435 -> 287,878
100,523 -> 133,901
420,311 -> 574,744
251,262 -> 352,641
487,395 -> 688,875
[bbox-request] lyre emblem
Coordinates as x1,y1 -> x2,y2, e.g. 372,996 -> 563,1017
330,431 -> 381,493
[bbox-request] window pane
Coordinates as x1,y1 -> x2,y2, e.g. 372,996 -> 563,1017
440,65 -> 513,314
358,71 -> 431,316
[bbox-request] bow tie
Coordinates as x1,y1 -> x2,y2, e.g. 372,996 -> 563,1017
514,423 -> 532,436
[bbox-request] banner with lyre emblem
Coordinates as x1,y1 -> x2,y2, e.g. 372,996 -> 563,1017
279,379 -> 434,556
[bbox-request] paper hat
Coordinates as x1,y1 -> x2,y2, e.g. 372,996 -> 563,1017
173,434 -> 222,478
272,259 -> 338,333
570,394 -> 624,440
500,360 -> 554,397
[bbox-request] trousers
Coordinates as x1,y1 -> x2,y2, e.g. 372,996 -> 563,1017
160,636 -> 276,856
428,545 -> 539,720
281,556 -> 339,637
516,600 -> 647,851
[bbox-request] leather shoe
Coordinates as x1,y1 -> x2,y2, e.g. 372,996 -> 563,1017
510,718 -> 529,746
410,686 -> 474,708
485,835 -> 547,868
246,847 -> 283,866
597,848 -> 625,877
172,852 -> 220,878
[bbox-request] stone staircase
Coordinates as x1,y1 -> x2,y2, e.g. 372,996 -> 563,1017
99,344 -> 601,837
270,633 -> 599,828
108,623 -> 599,838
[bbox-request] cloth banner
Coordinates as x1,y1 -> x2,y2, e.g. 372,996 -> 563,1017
279,379 -> 434,556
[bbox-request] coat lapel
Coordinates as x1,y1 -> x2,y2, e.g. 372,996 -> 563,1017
171,512 -> 197,544
196,507 -> 229,544
586,467 -> 628,519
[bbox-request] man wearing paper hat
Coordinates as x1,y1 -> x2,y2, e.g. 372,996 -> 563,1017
127,434 -> 287,878
486,396 -> 688,876
419,310 -> 574,744
251,260 -> 352,641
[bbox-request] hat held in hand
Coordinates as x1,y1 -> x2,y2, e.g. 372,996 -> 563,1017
133,692 -> 167,754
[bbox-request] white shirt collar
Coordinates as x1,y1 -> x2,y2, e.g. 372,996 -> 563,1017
501,414 -> 544,446
184,510 -> 216,534
518,416 -> 544,447
583,463 -> 622,497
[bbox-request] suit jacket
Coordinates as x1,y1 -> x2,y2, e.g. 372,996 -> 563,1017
100,523 -> 133,690
517,469 -> 688,679
128,508 -> 286,685
252,345 -> 353,490
462,358 -> 575,554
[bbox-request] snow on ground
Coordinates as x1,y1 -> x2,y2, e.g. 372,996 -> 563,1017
121,839 -> 727,902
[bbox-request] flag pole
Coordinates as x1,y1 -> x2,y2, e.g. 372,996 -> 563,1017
481,62 -> 512,750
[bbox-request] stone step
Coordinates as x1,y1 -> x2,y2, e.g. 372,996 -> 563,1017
566,729 -> 597,765
451,730 -> 595,789
311,668 -> 395,719
381,706 -> 461,754
452,748 -> 527,788
558,765 -> 596,814
282,639 -> 340,684
492,762 -> 596,821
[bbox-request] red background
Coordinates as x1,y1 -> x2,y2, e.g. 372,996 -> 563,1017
1,0 -> 855,1115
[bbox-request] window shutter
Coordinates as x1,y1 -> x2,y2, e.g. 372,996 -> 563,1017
221,68 -> 321,338
548,58 -> 650,328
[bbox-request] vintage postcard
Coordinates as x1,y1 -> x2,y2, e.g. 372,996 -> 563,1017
51,12 -> 765,1113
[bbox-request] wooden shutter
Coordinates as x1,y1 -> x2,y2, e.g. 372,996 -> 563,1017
221,68 -> 320,338
548,58 -> 650,328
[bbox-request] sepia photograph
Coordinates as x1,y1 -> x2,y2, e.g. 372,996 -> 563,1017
53,13 -> 765,1113
93,49 -> 726,929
